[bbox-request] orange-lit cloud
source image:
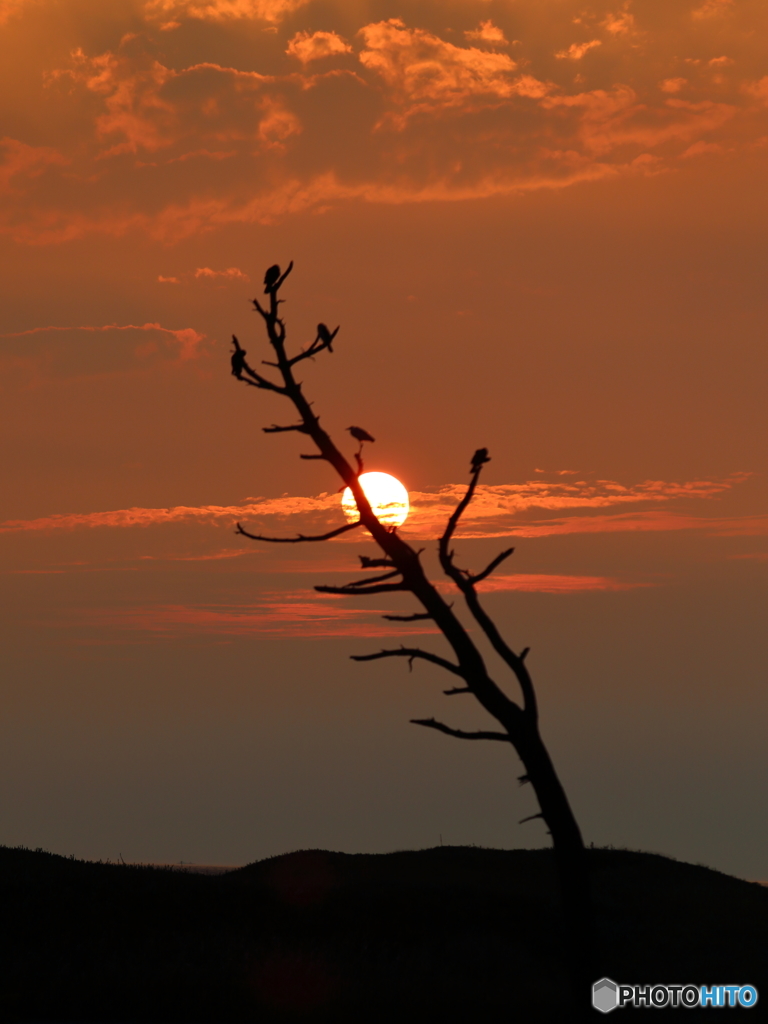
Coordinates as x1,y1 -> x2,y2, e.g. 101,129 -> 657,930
3,2 -> 767,242
464,21 -> 509,47
0,322 -> 205,360
358,18 -> 528,126
194,266 -> 249,280
691,0 -> 733,20
555,40 -> 602,61
0,0 -> 38,25
477,511 -> 768,540
83,596 -> 439,639
143,0 -> 310,24
602,4 -> 636,36
661,78 -> 687,94
286,31 -> 352,64
1,474 -> 758,540
445,574 -> 648,593
76,572 -> 647,640
0,137 -> 68,194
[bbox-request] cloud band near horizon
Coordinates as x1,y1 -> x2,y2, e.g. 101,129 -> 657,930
2,473 -> 763,540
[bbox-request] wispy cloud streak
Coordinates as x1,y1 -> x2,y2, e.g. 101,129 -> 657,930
78,572 -> 644,640
1,322 -> 205,360
84,596 -> 439,639
1,474 -> 759,539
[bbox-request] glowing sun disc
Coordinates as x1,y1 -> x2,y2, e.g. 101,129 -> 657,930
341,472 -> 409,528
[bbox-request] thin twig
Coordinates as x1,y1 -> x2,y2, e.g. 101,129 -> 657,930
263,423 -> 308,434
468,548 -> 515,585
381,612 -> 433,622
235,521 -> 362,543
351,648 -> 465,677
341,570 -> 401,588
315,582 -> 408,596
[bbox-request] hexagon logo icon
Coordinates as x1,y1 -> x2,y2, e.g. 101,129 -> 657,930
593,978 -> 619,1013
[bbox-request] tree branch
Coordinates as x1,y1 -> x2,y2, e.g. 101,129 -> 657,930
350,647 -> 465,677
235,521 -> 362,543
274,261 -> 294,291
381,612 -> 432,622
467,548 -> 515,585
262,423 -> 308,434
342,570 -> 401,588
231,335 -> 286,394
443,686 -> 471,695
288,326 -> 338,367
359,556 -> 395,569
437,458 -> 537,718
315,582 -> 408,596
439,461 -> 484,560
410,718 -> 511,742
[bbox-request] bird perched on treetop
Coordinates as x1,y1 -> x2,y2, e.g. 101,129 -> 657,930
316,323 -> 338,352
471,447 -> 490,472
263,264 -> 280,293
347,426 -> 375,444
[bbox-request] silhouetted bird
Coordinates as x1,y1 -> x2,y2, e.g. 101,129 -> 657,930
317,323 -> 336,351
231,338 -> 247,379
263,264 -> 281,293
347,426 -> 375,444
471,447 -> 490,471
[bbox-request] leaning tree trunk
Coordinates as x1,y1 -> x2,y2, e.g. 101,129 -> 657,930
230,262 -> 594,1018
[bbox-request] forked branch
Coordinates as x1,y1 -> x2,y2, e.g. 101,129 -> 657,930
438,461 -> 537,717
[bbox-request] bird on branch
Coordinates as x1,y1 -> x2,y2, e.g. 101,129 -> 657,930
263,264 -> 281,293
471,447 -> 490,472
316,323 -> 338,351
347,426 -> 375,444
231,337 -> 247,379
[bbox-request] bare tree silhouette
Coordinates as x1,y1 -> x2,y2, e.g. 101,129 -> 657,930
231,262 -> 592,1007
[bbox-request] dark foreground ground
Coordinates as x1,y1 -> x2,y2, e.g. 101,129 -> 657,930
1,845 -> 766,1022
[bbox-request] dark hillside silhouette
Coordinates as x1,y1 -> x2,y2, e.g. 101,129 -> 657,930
1,845 -> 766,1022
229,263 -> 591,1003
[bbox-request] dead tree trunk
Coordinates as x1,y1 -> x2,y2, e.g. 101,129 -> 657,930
230,263 -> 593,1011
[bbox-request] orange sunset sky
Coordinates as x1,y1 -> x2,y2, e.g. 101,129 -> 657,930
1,0 -> 767,878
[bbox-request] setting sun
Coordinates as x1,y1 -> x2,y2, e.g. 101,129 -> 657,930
341,472 -> 409,528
